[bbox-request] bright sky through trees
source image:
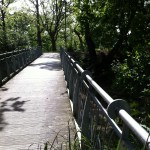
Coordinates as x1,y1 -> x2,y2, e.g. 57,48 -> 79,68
9,0 -> 33,11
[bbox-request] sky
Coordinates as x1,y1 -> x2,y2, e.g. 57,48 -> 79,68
9,0 -> 33,11
9,0 -> 70,13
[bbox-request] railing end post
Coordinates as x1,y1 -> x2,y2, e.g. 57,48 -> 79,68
107,99 -> 130,120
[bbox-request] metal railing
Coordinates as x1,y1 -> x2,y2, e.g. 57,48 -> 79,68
0,47 -> 42,85
60,49 -> 150,150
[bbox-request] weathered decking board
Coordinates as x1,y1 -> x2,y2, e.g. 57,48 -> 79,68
0,53 -> 75,150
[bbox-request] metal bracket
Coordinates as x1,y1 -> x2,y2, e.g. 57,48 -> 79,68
107,99 -> 130,120
80,70 -> 92,80
73,61 -> 80,73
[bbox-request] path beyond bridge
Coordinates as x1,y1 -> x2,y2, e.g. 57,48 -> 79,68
0,53 -> 75,150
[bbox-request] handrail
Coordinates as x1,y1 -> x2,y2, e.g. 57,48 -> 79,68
60,48 -> 150,150
0,47 -> 42,85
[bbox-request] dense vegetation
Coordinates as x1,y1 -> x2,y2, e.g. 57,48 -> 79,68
71,0 -> 150,129
0,0 -> 150,128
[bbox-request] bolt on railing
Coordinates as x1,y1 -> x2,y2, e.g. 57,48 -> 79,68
60,48 -> 150,150
0,47 -> 42,85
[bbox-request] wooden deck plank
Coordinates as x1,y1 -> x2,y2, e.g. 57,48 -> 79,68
0,53 -> 75,150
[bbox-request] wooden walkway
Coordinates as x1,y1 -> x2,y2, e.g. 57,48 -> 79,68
0,53 -> 75,150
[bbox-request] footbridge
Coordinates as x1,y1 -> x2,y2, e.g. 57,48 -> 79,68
0,48 -> 150,150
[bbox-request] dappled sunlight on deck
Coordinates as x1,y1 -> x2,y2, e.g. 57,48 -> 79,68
0,53 -> 75,150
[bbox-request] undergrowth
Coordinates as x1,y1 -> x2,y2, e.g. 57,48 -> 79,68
27,121 -> 92,150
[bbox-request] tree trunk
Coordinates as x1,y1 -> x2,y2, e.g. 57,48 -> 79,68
101,1 -> 138,69
1,0 -> 8,52
51,36 -> 56,51
36,0 -> 42,47
84,23 -> 97,62
74,29 -> 84,51
1,19 -> 8,52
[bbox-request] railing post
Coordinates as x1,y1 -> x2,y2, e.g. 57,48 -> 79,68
66,56 -> 74,89
16,53 -> 19,70
6,57 -> 10,78
24,50 -> 27,63
72,66 -> 81,120
80,71 -> 92,137
18,51 -> 21,69
18,53 -> 23,69
22,52 -> 25,67
81,91 -> 91,149
68,65 -> 75,99
12,55 -> 16,73
21,52 -> 24,67
14,54 -> 18,71
0,60 -> 2,84
61,48 -> 65,69
65,56 -> 70,85
117,124 -> 132,150
63,53 -> 68,79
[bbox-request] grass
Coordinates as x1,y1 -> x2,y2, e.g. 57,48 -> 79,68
27,121 -> 84,150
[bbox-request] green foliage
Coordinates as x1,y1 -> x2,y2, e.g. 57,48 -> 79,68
70,1 -> 148,126
7,11 -> 36,49
112,45 -> 150,98
112,45 -> 150,125
0,9 -> 37,52
42,32 -> 52,52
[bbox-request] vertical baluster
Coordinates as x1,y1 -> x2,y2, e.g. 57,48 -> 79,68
68,65 -> 76,99
19,53 -> 22,69
66,58 -> 72,88
65,57 -> 69,82
12,55 -> 16,73
23,51 -> 26,66
17,53 -> 20,70
21,52 -> 25,67
61,49 -> 65,69
64,53 -> 68,78
29,49 -> 31,62
117,124 -> 133,150
27,49 -> 29,63
72,69 -> 81,120
24,50 -> 27,65
11,55 -> 13,73
6,57 -> 10,78
0,59 -> 2,84
81,90 -> 91,138
18,52 -> 21,69
80,72 -> 92,149
15,54 -> 18,72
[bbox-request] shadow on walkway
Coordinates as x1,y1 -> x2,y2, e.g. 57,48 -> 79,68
29,53 -> 62,71
29,62 -> 62,71
0,87 -> 9,92
41,53 -> 60,59
0,97 -> 29,131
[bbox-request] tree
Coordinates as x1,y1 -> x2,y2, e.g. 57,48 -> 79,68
111,0 -> 150,100
28,0 -> 42,47
73,0 -> 97,61
0,0 -> 15,52
71,0 -> 150,126
40,0 -> 65,51
8,11 -> 37,49
74,0 -> 150,68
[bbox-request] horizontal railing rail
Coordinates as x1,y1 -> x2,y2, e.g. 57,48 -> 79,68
60,48 -> 150,150
0,47 -> 42,85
